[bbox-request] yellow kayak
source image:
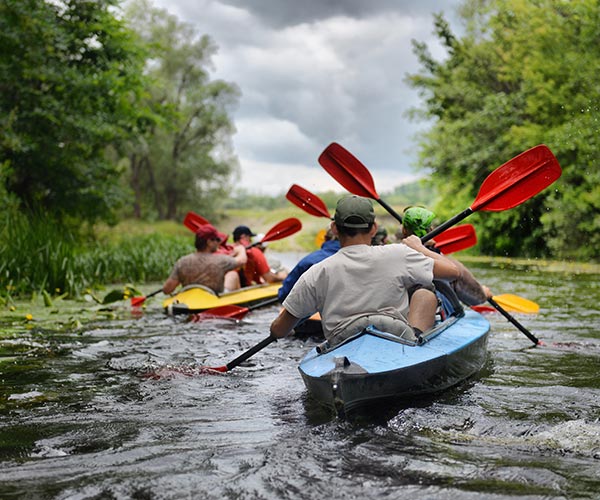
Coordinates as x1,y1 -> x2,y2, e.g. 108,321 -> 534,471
163,283 -> 281,315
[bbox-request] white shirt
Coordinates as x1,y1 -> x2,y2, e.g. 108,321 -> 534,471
283,243 -> 434,341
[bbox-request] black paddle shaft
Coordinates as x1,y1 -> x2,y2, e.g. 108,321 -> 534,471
421,208 -> 474,244
488,297 -> 540,346
377,198 -> 404,224
225,336 -> 277,371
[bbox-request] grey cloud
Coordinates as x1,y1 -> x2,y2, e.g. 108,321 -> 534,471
219,0 -> 459,28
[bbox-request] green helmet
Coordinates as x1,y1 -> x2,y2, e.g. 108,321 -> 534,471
403,207 -> 435,238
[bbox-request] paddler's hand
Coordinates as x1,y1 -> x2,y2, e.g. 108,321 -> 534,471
401,234 -> 427,252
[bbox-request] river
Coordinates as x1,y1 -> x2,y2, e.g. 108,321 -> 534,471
0,254 -> 598,499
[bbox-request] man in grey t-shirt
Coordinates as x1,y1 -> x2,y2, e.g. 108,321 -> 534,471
270,196 -> 460,345
162,224 -> 247,295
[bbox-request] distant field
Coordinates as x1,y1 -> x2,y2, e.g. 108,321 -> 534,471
103,205 -> 406,253
100,210 -> 600,274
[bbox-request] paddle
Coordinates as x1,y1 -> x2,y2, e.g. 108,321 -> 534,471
131,289 -> 162,307
286,184 -> 332,219
471,294 -> 539,314
145,335 -> 278,378
319,142 -> 561,346
433,224 -> 477,255
492,294 -> 539,314
247,217 -> 302,248
202,336 -> 277,373
318,143 -> 404,222
184,212 -> 301,247
420,145 -> 562,243
189,297 -> 281,322
183,211 -> 210,232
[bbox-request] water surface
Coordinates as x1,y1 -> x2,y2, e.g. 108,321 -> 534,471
0,256 -> 598,499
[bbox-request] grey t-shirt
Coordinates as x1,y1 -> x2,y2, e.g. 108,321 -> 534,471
282,244 -> 433,341
169,252 -> 239,293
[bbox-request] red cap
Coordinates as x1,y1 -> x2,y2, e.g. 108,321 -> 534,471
195,224 -> 227,242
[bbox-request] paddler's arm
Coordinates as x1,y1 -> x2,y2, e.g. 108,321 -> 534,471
270,308 -> 300,339
231,244 -> 247,267
402,235 -> 460,281
162,276 -> 179,295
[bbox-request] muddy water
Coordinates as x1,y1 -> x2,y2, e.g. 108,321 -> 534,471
0,255 -> 598,499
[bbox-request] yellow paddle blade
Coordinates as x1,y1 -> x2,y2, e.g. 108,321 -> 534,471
314,229 -> 326,248
492,294 -> 539,314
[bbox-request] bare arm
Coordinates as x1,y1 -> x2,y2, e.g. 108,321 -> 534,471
452,258 -> 493,305
262,269 -> 288,283
162,276 -> 179,295
402,235 -> 460,281
231,244 -> 247,267
270,308 -> 300,338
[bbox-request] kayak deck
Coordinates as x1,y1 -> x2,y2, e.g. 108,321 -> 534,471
163,283 -> 281,315
298,309 -> 490,414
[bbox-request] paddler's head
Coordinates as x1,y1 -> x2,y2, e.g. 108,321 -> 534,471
195,224 -> 227,251
232,225 -> 256,244
333,195 -> 376,239
402,207 -> 435,238
371,226 -> 388,246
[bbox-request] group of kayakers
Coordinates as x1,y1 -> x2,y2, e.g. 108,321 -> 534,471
162,223 -> 288,297
163,193 -> 492,347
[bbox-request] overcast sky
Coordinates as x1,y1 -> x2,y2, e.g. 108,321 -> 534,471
146,0 -> 463,195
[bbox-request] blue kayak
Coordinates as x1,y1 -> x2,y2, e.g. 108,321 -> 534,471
298,309 -> 490,414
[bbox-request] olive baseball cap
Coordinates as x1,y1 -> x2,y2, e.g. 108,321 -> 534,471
334,195 -> 375,229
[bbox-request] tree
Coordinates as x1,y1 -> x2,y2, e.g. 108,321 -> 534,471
0,0 -> 149,224
124,0 -> 240,221
406,0 -> 600,260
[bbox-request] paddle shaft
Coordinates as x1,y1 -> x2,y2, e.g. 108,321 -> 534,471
132,288 -> 162,306
225,335 -> 277,371
377,198 -> 404,224
421,208 -> 473,244
487,297 -> 540,346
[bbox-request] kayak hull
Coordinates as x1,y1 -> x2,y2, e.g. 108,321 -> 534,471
163,283 -> 281,315
298,309 -> 490,414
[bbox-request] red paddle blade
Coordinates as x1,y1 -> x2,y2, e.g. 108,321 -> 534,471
318,142 -> 380,200
131,296 -> 146,307
143,365 -> 227,379
472,145 -> 562,212
435,224 -> 477,254
471,305 -> 497,314
261,217 -> 302,243
183,211 -> 210,232
189,305 -> 249,321
286,184 -> 331,219
204,365 -> 228,373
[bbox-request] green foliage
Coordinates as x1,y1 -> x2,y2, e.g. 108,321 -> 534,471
0,0 -> 149,225
407,0 -> 600,261
0,210 -> 189,300
224,189 -> 291,210
123,0 -> 240,221
384,180 -> 438,208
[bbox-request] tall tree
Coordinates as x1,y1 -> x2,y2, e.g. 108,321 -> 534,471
407,0 -> 600,261
0,0 -> 148,224
124,0 -> 240,221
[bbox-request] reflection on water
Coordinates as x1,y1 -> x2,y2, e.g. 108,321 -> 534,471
0,255 -> 599,499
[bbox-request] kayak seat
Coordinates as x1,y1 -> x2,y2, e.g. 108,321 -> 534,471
433,280 -> 465,319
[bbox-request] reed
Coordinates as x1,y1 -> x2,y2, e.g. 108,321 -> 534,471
0,210 -> 189,300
